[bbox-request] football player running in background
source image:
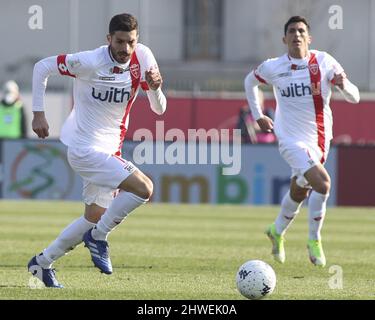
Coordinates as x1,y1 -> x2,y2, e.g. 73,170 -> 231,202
28,13 -> 166,287
244,16 -> 359,267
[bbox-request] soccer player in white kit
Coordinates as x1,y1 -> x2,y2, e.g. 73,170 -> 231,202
28,13 -> 167,287
244,16 -> 360,267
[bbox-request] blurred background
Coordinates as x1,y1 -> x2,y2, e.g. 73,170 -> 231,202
0,0 -> 374,206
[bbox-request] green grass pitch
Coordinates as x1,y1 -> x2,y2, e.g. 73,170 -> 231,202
0,200 -> 374,300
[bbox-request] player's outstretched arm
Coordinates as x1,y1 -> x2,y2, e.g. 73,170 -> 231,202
145,67 -> 167,115
333,72 -> 360,104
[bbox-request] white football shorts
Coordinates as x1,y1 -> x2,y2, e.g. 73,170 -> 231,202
279,140 -> 330,188
67,146 -> 137,208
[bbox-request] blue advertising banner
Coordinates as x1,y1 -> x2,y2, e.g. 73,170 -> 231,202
1,140 -> 337,205
2,140 -> 82,200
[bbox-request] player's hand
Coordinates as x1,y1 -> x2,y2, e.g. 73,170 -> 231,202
256,116 -> 274,133
32,111 -> 49,139
145,67 -> 163,90
333,72 -> 347,90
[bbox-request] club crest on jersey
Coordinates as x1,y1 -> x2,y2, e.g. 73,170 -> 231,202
130,64 -> 140,79
309,63 -> 319,75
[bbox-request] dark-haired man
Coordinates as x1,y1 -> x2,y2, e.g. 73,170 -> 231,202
244,16 -> 359,267
28,13 -> 166,287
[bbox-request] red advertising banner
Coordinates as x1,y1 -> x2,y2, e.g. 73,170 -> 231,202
127,96 -> 375,144
337,145 -> 375,206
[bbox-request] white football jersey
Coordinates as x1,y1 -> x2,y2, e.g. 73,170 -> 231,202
58,44 -> 157,156
254,50 -> 343,161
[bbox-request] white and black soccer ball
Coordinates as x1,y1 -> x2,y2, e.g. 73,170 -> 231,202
236,260 -> 276,300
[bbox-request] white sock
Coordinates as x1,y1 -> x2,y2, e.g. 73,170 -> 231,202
36,216 -> 95,268
91,191 -> 147,241
274,191 -> 303,235
308,191 -> 329,240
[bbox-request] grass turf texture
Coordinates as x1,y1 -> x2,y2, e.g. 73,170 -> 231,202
0,200 -> 374,300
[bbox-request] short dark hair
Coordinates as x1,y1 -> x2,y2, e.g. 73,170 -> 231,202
109,13 -> 138,34
284,16 -> 310,35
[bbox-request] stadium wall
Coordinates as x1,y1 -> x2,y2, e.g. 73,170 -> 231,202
1,139 -> 374,206
1,0 -> 374,91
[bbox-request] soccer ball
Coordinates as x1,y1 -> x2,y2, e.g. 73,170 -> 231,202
236,260 -> 276,300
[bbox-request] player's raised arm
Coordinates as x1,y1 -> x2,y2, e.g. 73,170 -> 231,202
137,44 -> 167,115
333,72 -> 360,104
145,66 -> 167,115
326,54 -> 360,104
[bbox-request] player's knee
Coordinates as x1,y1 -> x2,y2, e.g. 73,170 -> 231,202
314,180 -> 330,195
135,177 -> 153,200
290,189 -> 309,203
84,207 -> 105,223
314,175 -> 331,194
144,179 -> 154,199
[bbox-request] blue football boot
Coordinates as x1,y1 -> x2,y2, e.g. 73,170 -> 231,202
27,255 -> 64,288
83,228 -> 113,274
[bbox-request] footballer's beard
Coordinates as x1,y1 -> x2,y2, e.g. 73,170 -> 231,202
110,46 -> 131,64
116,52 -> 131,63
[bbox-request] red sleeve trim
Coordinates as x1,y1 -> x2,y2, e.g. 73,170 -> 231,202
57,55 -> 76,78
254,70 -> 267,84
